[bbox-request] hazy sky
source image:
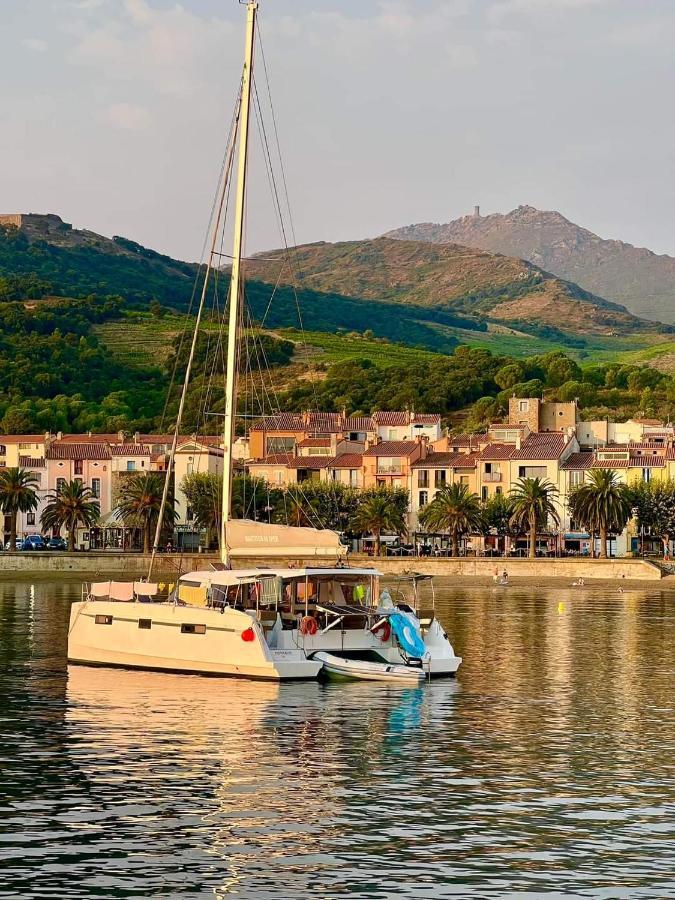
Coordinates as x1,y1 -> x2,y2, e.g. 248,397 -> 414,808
2,0 -> 675,261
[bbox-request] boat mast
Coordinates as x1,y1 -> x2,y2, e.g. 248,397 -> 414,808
222,0 -> 258,564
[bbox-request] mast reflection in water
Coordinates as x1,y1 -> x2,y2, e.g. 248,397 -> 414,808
0,578 -> 673,899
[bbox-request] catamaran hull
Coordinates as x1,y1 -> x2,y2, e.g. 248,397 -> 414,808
67,600 -> 321,681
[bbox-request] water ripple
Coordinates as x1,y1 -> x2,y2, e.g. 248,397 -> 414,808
0,579 -> 673,898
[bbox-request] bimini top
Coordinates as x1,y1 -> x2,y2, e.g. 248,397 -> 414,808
179,567 -> 382,588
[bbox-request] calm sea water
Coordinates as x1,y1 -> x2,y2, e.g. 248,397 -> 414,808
0,577 -> 673,899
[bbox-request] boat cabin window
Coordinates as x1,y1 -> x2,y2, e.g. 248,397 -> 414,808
181,623 -> 206,635
95,614 -> 113,625
138,619 -> 152,629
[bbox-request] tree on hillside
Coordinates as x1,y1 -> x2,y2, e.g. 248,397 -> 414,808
509,477 -> 560,559
569,469 -> 631,559
350,489 -> 407,556
0,468 -> 39,548
115,473 -> 175,553
419,483 -> 483,557
41,480 -> 100,551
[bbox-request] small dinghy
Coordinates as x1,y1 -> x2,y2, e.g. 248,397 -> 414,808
313,651 -> 425,684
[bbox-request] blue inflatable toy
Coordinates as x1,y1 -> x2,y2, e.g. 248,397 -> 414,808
389,612 -> 427,659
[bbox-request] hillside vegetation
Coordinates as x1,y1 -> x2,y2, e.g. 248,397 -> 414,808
385,205 -> 675,325
1,212 -> 675,436
245,236 -> 662,338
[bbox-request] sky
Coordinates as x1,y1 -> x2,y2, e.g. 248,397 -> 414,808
2,0 -> 675,262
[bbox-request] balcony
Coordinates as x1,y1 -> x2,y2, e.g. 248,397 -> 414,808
483,471 -> 502,483
377,465 -> 402,475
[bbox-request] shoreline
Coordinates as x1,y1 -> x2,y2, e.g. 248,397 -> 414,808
0,551 -> 668,584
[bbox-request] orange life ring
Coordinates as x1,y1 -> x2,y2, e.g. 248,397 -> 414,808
300,615 -> 318,636
373,620 -> 391,642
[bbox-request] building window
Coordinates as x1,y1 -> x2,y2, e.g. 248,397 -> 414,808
126,460 -> 136,472
642,468 -> 651,483
186,506 -> 194,522
349,470 -> 359,487
74,460 -> 83,475
434,470 -> 446,488
569,470 -> 584,487
266,436 -> 295,455
518,466 -> 547,479
518,400 -> 529,412
377,457 -> 402,474
0,445 -> 5,456
417,470 -> 429,488
388,429 -> 397,440
91,478 -> 101,498
27,512 -> 35,526
181,623 -> 206,635
496,486 -> 502,495
95,615 -> 113,625
418,490 -> 428,507
56,478 -> 66,492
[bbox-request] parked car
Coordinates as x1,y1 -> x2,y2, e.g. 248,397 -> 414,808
46,537 -> 68,551
4,539 -> 22,551
21,535 -> 47,551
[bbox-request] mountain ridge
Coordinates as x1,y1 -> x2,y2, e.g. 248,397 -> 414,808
384,205 -> 675,324
246,236 -> 663,337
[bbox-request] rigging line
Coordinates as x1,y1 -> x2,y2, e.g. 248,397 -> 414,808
148,72 -> 244,580
250,76 -> 321,415
157,76 -> 244,440
256,22 -> 299,251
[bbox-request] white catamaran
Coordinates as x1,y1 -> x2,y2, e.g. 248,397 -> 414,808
66,1 -> 462,682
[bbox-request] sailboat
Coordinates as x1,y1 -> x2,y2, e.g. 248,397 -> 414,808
66,1 -> 462,682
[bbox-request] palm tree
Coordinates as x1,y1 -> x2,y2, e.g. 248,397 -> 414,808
509,477 -> 560,559
41,480 -> 100,551
0,467 -> 40,549
569,468 -> 631,559
419,483 -> 483,557
115,473 -> 176,554
350,489 -> 407,556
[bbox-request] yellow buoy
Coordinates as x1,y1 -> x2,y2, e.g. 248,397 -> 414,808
557,601 -> 565,614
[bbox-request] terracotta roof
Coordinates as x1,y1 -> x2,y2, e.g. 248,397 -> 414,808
512,433 -> 569,460
344,416 -> 375,431
592,457 -> 630,469
631,418 -> 663,426
46,442 -> 112,460
250,412 -> 343,433
629,456 -> 665,468
447,433 -> 486,448
0,435 -> 46,444
626,442 -> 669,449
413,452 -> 477,469
561,452 -> 594,471
250,455 -> 295,465
297,438 -> 331,448
479,443 -> 517,460
57,433 -> 120,443
363,441 -> 420,457
110,444 -> 151,456
372,411 -> 440,426
490,422 -> 527,430
329,454 -> 363,468
19,456 -> 45,468
288,457 -> 330,470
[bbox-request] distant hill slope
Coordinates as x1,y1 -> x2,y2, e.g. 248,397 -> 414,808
0,213 -> 196,307
246,236 -> 660,337
384,206 -> 675,325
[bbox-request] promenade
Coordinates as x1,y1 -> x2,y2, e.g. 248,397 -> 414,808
0,551 -> 664,581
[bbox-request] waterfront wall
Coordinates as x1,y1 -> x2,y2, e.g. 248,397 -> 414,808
0,551 -> 662,581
